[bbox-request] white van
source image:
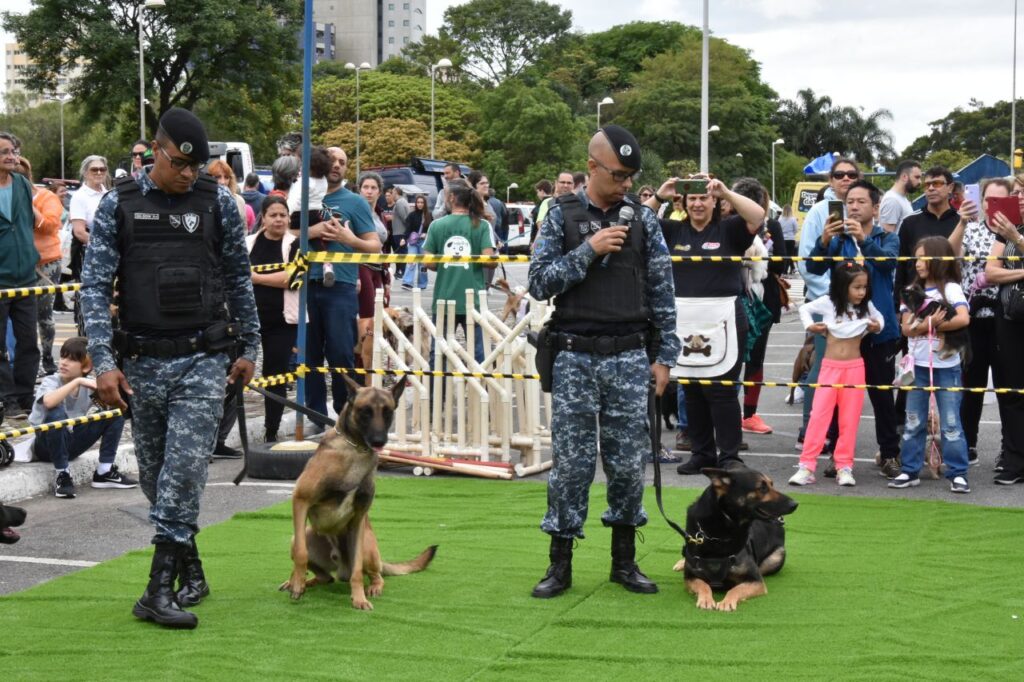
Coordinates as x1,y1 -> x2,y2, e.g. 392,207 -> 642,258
208,141 -> 255,183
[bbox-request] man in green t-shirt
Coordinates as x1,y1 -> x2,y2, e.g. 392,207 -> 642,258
424,180 -> 495,361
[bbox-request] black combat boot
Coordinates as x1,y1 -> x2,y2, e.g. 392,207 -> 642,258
531,536 -> 573,598
609,526 -> 658,594
176,537 -> 210,607
132,542 -> 199,629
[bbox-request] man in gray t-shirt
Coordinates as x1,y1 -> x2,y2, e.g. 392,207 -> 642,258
879,160 -> 921,233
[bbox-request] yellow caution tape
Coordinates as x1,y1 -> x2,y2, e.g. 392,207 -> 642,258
0,409 -> 123,442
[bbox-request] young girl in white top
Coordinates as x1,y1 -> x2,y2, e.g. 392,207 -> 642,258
288,146 -> 335,284
790,262 -> 884,487
889,236 -> 972,494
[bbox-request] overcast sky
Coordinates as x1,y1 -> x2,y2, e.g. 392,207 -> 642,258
4,0 -> 1021,153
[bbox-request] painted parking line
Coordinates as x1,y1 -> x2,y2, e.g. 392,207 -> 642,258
0,555 -> 98,568
750,413 -> 1001,426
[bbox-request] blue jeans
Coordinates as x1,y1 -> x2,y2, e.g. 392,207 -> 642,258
34,404 -> 125,471
901,364 -> 969,479
305,281 -> 359,416
402,241 -> 429,289
676,383 -> 688,431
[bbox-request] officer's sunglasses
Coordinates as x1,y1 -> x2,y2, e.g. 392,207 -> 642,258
590,156 -> 639,183
156,144 -> 205,173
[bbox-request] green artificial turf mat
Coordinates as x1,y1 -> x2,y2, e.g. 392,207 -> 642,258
2,478 -> 1022,681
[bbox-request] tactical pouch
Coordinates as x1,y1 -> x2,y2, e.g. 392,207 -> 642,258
528,323 -> 556,393
157,265 -> 204,314
203,320 -> 240,353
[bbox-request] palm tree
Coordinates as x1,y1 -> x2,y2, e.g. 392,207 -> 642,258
774,88 -> 837,158
837,106 -> 895,166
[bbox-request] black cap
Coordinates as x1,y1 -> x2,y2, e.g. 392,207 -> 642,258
600,125 -> 642,171
157,107 -> 210,163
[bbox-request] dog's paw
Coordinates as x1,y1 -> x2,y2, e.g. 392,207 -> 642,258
351,597 -> 374,611
695,594 -> 716,610
279,579 -> 306,600
672,559 -> 686,572
367,580 -> 384,597
716,598 -> 739,612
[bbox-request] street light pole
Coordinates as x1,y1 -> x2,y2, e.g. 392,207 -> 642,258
771,138 -> 784,203
699,0 -> 710,173
506,182 -> 518,204
137,0 -> 165,140
345,61 -> 371,177
597,96 -> 613,130
430,58 -> 452,159
47,93 -> 70,180
1013,0 -> 1018,166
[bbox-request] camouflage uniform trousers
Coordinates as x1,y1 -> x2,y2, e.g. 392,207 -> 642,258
541,348 -> 650,539
123,351 -> 229,545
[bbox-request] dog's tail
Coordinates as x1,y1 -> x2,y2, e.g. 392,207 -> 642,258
381,545 -> 438,576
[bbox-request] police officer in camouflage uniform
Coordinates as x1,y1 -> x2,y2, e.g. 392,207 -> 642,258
82,108 -> 260,629
528,126 -> 680,599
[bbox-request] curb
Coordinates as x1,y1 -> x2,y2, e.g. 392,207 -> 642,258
0,405 -> 320,505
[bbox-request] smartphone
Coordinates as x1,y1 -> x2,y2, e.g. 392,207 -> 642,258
827,200 -> 844,225
964,183 -> 981,209
986,195 -> 1023,226
676,178 -> 709,196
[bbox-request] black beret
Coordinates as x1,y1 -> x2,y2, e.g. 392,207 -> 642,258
601,125 -> 642,171
157,107 -> 210,163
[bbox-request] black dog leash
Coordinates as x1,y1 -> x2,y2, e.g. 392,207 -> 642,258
649,387 -> 691,541
231,383 -> 336,486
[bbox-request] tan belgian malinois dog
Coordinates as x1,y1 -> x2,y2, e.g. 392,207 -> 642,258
279,375 -> 437,610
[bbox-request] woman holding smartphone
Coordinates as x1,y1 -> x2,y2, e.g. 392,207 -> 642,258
984,180 -> 1024,486
949,178 -> 1011,467
644,176 -> 765,475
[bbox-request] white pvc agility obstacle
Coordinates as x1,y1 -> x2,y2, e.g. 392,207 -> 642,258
368,287 -> 553,477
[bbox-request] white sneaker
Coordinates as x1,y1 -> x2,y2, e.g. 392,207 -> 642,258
793,387 -> 805,404
788,465 -> 816,486
836,467 -> 856,486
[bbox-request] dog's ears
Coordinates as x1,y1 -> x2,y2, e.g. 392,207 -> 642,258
391,375 -> 408,403
701,467 -> 733,494
342,374 -> 363,401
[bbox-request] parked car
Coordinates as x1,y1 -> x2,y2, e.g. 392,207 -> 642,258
504,203 -> 535,254
367,157 -> 473,209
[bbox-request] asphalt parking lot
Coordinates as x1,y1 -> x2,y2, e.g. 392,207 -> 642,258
1,263 -> 1018,597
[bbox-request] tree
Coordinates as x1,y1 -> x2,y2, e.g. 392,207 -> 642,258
835,106 -> 895,166
319,119 -> 479,180
476,80 -> 588,187
310,72 -> 481,147
3,0 -> 301,141
615,34 -> 779,185
901,99 -> 1019,163
442,0 -> 572,84
774,88 -> 895,164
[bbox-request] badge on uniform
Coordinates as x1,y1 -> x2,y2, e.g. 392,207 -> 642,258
169,213 -> 201,233
133,212 -> 160,221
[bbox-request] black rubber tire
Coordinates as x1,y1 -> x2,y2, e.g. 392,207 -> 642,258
244,441 -> 317,480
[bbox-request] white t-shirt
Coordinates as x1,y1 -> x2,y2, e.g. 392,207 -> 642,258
900,282 -> 969,368
799,295 -> 884,339
287,175 -> 327,214
68,184 -> 106,228
879,189 -> 914,233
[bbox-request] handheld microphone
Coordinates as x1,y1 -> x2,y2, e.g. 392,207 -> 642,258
601,205 -> 634,267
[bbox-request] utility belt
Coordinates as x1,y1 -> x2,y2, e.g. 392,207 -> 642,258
550,331 -> 647,354
528,327 -> 647,394
113,321 -> 240,360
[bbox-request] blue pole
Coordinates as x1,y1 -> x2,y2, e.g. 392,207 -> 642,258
294,0 -> 313,436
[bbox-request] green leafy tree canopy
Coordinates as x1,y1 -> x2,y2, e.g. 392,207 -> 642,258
3,0 -> 301,139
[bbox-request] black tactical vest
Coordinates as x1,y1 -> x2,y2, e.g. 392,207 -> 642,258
114,174 -> 226,335
551,193 -> 650,327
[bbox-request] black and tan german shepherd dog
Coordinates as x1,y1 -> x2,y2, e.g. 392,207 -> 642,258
673,467 -> 798,611
280,375 -> 437,610
1,502 -> 26,544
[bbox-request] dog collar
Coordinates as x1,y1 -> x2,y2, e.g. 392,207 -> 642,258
336,426 -> 371,453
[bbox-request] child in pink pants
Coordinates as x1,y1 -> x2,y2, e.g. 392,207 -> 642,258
790,262 -> 884,487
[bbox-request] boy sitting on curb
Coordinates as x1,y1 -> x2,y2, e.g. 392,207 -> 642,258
29,337 -> 134,499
